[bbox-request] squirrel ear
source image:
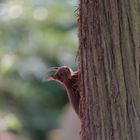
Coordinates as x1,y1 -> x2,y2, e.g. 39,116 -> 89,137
48,67 -> 59,71
42,75 -> 56,82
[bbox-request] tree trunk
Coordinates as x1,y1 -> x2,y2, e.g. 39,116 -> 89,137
78,0 -> 140,140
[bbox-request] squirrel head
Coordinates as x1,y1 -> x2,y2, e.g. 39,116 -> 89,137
44,66 -> 73,83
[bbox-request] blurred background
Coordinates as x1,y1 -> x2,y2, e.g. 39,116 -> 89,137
0,0 -> 80,140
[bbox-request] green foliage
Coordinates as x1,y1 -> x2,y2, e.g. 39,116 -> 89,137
0,0 -> 78,139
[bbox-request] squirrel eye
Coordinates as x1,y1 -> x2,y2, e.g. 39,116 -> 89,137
59,72 -> 64,77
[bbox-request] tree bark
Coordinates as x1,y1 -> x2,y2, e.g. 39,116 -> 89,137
78,0 -> 140,140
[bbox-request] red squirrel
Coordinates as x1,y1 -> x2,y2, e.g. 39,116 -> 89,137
44,66 -> 80,117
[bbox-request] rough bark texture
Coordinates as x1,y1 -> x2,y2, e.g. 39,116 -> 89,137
78,0 -> 140,140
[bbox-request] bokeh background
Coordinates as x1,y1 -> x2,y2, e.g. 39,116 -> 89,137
0,0 -> 80,140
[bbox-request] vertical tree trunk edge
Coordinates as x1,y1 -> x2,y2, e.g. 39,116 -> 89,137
78,0 -> 140,140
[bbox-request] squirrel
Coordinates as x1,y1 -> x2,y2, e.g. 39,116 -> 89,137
44,66 -> 80,117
